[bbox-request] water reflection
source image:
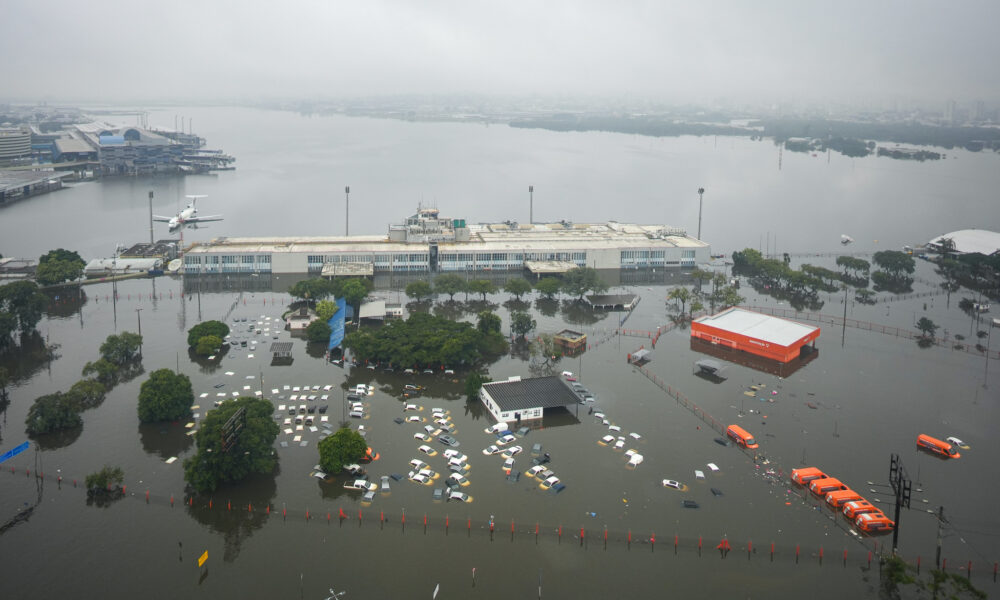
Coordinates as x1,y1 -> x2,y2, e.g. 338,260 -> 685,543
188,347 -> 227,374
185,472 -> 278,562
138,421 -> 194,460
33,425 -> 82,450
689,337 -> 819,378
502,298 -> 531,313
45,288 -> 88,321
534,298 -> 559,317
559,300 -> 609,326
0,331 -> 59,385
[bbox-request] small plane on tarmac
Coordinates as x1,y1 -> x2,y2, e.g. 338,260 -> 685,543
154,195 -> 223,232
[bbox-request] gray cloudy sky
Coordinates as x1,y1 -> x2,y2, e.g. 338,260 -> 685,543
2,0 -> 997,105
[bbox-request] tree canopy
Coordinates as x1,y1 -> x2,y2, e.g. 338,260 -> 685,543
464,371 -> 491,401
344,312 -> 507,369
67,379 -> 107,411
534,277 -> 562,299
318,428 -> 367,474
288,278 -> 337,302
510,312 -> 536,338
467,279 -> 497,301
36,248 -> 86,286
82,357 -> 120,387
195,335 -> 223,356
85,465 -> 124,492
561,267 -> 607,299
337,278 -> 370,312
187,320 -> 229,348
434,273 -> 466,301
315,299 -> 339,322
873,251 -> 916,278
306,319 -> 332,343
476,310 -> 502,335
25,392 -> 83,435
503,278 -> 532,299
405,280 -> 435,302
0,280 -> 47,336
137,369 -> 194,423
183,397 -> 279,494
100,331 -> 143,365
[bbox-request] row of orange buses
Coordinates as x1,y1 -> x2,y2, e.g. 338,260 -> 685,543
790,467 -> 895,534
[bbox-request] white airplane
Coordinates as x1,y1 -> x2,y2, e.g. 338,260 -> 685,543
153,195 -> 223,232
840,234 -> 854,245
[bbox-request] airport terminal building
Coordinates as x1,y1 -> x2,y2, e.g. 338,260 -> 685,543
182,207 -> 711,275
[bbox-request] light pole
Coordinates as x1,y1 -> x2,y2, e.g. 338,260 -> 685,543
528,185 -> 534,224
135,308 -> 143,357
148,190 -> 154,245
697,187 -> 705,241
345,186 -> 350,237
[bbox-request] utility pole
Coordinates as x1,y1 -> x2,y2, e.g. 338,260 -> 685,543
697,187 -> 705,240
935,505 -> 945,568
529,185 -> 534,224
135,308 -> 143,357
148,190 -> 154,244
345,186 -> 350,237
841,285 -> 849,347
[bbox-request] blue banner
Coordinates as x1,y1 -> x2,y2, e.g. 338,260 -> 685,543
328,297 -> 347,350
0,441 -> 29,464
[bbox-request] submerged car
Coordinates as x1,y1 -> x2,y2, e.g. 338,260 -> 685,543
501,446 -> 523,459
448,490 -> 472,503
438,434 -> 459,447
662,479 -> 682,490
408,471 -> 431,485
482,445 -> 501,456
343,479 -> 377,492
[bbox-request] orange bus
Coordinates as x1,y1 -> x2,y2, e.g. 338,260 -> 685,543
790,467 -> 827,485
916,434 -> 960,459
843,500 -> 881,520
855,512 -> 895,533
808,477 -> 847,497
825,489 -> 863,508
726,424 -> 759,449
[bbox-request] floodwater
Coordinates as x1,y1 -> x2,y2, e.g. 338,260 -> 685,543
1,109 -> 999,598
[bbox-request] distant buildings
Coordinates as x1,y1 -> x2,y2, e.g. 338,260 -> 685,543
0,127 -> 31,161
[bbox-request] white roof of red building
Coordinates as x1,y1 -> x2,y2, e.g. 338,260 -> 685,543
693,308 -> 818,347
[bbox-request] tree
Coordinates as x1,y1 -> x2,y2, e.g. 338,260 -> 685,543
183,397 -> 279,493
668,286 -> 692,315
338,278 -> 370,314
137,369 -> 194,423
510,311 -> 536,338
503,278 -> 532,300
315,299 -> 339,322
67,379 -> 106,410
35,248 -> 85,285
318,427 -> 367,474
344,312 -> 507,369
464,372 -> 491,401
690,300 -> 704,318
467,279 -> 497,301
0,280 -> 47,334
0,311 -> 16,349
187,320 -> 230,348
534,278 -> 562,299
476,310 -> 502,335
434,273 -> 466,301
85,465 -> 124,492
405,280 -> 435,302
873,250 -> 916,279
195,335 -> 223,356
288,278 -> 336,302
306,319 -> 332,343
25,392 -> 82,435
916,317 -> 938,339
562,267 -> 607,299
82,358 -> 119,386
100,332 -> 143,365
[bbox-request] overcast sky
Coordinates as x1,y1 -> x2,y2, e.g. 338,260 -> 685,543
2,0 -> 997,106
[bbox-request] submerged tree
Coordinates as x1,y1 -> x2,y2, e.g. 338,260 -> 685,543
137,369 -> 194,423
317,427 -> 367,474
184,397 -> 279,494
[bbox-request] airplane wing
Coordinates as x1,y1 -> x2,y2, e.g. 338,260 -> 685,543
152,215 -> 174,222
188,215 -> 224,223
